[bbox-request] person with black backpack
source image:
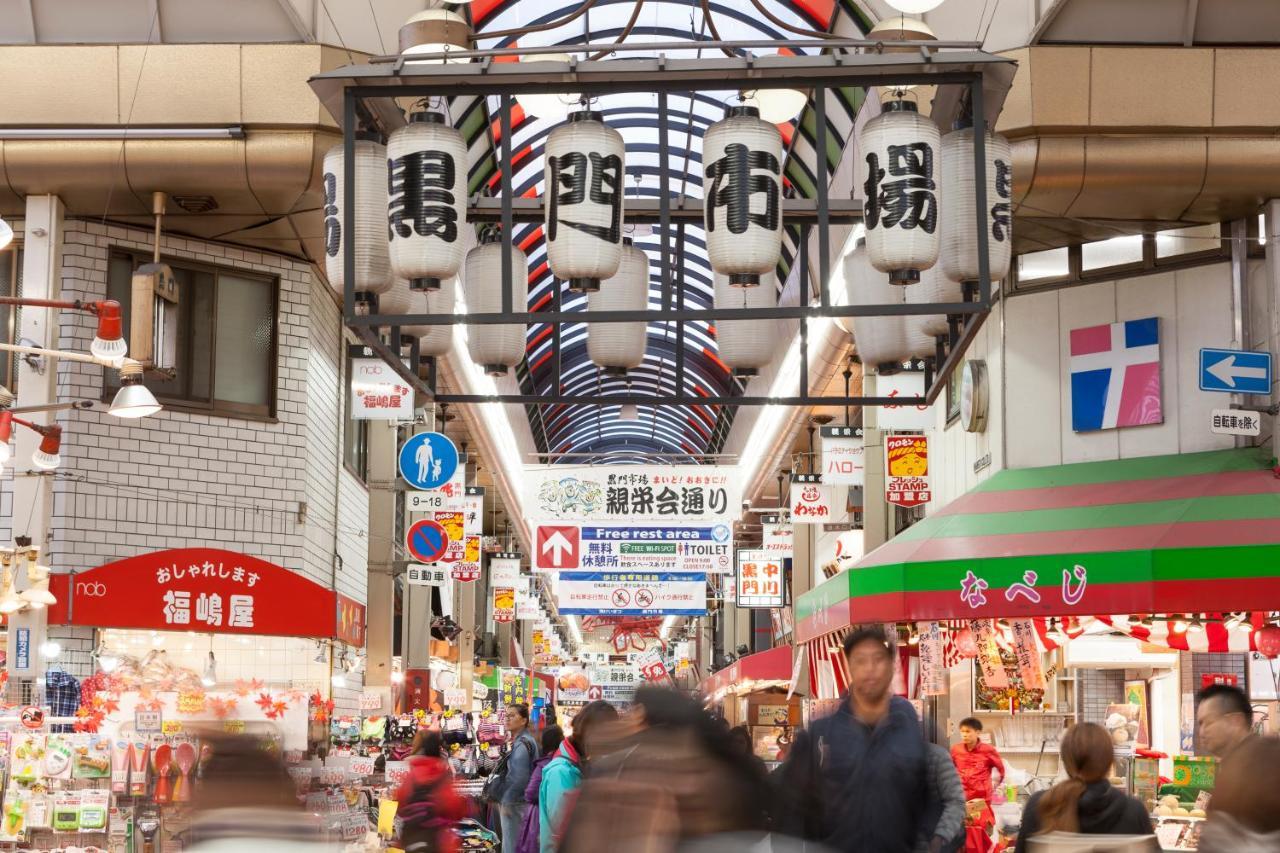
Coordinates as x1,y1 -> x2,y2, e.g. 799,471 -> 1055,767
396,730 -> 468,853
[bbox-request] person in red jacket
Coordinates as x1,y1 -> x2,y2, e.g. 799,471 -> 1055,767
396,730 -> 469,853
951,718 -> 1005,853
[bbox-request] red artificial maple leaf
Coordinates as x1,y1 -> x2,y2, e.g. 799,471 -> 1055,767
209,697 -> 238,719
91,694 -> 121,715
255,692 -> 275,713
266,700 -> 289,720
73,708 -> 105,733
141,697 -> 163,713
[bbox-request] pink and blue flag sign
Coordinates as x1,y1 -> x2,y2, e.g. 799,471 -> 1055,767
1069,317 -> 1163,432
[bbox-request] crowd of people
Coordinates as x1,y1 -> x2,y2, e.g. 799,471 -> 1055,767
175,624 -> 1280,853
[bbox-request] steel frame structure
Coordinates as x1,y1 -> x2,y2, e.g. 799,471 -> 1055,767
310,43 -> 1014,409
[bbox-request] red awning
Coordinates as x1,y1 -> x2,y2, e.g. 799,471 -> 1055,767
699,645 -> 795,698
49,548 -> 366,645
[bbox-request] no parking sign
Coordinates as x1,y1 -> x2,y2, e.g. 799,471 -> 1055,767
405,519 -> 450,564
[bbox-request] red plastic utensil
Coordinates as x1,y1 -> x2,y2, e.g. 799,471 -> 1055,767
152,745 -> 173,804
173,742 -> 197,803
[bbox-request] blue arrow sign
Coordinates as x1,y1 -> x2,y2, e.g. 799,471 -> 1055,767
398,432 -> 459,490
1199,348 -> 1272,395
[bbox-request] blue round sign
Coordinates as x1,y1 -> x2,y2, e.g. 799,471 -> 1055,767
406,518 -> 450,564
398,432 -> 459,490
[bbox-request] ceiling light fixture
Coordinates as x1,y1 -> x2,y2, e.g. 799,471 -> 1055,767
110,362 -> 162,418
739,88 -> 809,123
885,0 -> 946,13
19,552 -> 56,608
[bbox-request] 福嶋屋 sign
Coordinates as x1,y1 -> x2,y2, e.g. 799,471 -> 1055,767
736,549 -> 785,608
877,373 -> 934,432
524,465 -> 742,524
556,572 -> 707,616
1199,348 -> 1272,395
350,358 -> 414,421
49,549 -> 355,641
884,434 -> 931,506
1210,409 -> 1262,436
820,426 -> 865,486
790,475 -> 847,524
577,525 -> 734,574
398,432 -> 459,491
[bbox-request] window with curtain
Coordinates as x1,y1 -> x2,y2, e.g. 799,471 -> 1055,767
105,250 -> 277,418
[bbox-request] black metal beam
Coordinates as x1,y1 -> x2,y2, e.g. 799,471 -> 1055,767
433,393 -> 925,407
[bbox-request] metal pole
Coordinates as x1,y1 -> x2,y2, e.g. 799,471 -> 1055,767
799,225 -> 809,398
971,76 -> 991,308
342,88 -> 356,323
658,91 -> 673,311
815,87 -> 830,309
501,95 -> 515,317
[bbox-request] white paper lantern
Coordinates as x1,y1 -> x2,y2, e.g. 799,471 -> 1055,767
379,277 -> 456,357
588,241 -> 650,373
714,272 -> 776,375
860,100 -> 941,284
544,111 -> 625,293
323,137 -> 392,296
387,112 -> 468,292
845,238 -> 910,371
463,235 -> 527,375
904,256 -> 964,339
941,125 -> 1013,283
703,106 -> 785,287
399,9 -> 472,65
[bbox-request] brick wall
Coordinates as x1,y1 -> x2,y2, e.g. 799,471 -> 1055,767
1078,668 -> 1126,724
8,220 -> 369,707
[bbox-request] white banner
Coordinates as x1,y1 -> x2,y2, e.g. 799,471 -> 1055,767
556,572 -> 707,616
489,556 -> 523,589
877,372 -> 935,431
406,473 -> 467,515
524,465 -> 743,524
761,523 -> 794,560
918,621 -> 947,696
578,525 -> 734,574
350,358 -> 414,420
790,478 -> 848,525
406,564 -> 450,586
820,426 -> 865,486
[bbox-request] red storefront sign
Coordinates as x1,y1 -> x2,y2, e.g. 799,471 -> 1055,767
50,549 -> 364,644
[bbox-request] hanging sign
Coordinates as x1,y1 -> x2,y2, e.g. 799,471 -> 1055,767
556,572 -> 707,616
492,587 -> 515,624
452,535 -> 481,583
54,549 -> 342,639
918,621 -> 947,696
1010,619 -> 1047,692
972,619 -> 1008,689
884,435 -> 931,506
462,486 -> 485,535
524,465 -> 743,524
489,555 -> 523,589
790,475 -> 846,524
761,522 -> 793,560
350,358 -> 413,421
736,548 -> 785,608
636,650 -> 671,683
577,525 -> 734,574
877,372 -> 934,431
433,512 -> 466,564
820,426 -> 865,486
406,564 -> 449,586
398,432 -> 459,490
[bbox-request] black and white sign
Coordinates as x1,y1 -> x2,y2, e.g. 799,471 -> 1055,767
406,564 -> 449,586
820,426 -> 865,486
1210,409 -> 1261,437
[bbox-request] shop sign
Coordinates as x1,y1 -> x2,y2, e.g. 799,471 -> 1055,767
434,512 -> 466,564
489,556 -> 523,589
335,593 -> 366,648
761,523 -> 793,560
500,669 -> 531,707
820,426 -> 865,486
790,475 -> 846,524
350,357 -> 413,420
884,435 -> 931,506
55,549 -> 339,639
918,622 -> 946,696
555,572 -> 707,616
134,709 -> 162,735
877,372 -> 934,431
515,592 -> 541,621
1200,672 -> 1238,690
972,619 -> 1008,689
406,564 -> 449,586
14,628 -> 29,671
577,525 -> 734,574
736,549 -> 784,609
451,535 -> 482,583
524,465 -> 743,524
359,690 -> 382,712
1010,619 -> 1047,692
492,587 -> 515,624
636,650 -> 670,683
462,487 -> 485,535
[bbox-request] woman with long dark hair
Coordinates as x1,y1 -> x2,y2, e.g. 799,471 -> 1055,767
1014,723 -> 1151,853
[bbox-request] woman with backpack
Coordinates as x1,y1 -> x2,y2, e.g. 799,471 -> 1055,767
396,730 -> 468,853
514,726 -> 564,853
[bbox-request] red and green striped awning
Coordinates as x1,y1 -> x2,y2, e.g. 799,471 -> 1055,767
796,448 -> 1280,644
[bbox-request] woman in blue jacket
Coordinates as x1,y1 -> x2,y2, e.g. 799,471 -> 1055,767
538,700 -> 618,853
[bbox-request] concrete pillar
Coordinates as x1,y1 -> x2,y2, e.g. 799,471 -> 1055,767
861,374 -> 891,552
364,419 -> 398,688
1264,202 -> 1280,460
6,196 -> 64,688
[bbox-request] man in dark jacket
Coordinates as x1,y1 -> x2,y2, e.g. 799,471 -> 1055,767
775,625 -> 928,853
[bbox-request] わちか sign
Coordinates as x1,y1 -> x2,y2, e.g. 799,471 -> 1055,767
884,435 -> 930,506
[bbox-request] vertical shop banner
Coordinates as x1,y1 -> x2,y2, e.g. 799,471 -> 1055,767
790,475 -> 847,524
973,619 -> 1008,689
350,357 -> 414,420
736,549 -> 785,608
452,535 -> 481,582
1010,619 -> 1047,692
524,465 -> 743,524
877,372 -> 934,431
500,669 -> 531,707
761,522 -> 794,560
884,435 -> 931,506
489,555 -> 522,589
462,487 -> 485,535
820,426 -> 865,486
492,587 -> 515,623
918,622 -> 947,696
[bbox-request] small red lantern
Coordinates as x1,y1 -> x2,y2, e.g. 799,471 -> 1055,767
953,627 -> 978,659
1255,626 -> 1280,658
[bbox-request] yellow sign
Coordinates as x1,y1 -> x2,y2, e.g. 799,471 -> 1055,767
223,720 -> 246,734
377,799 -> 399,836
161,720 -> 184,736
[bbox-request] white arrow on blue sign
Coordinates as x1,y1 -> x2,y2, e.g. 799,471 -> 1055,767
1199,348 -> 1272,395
398,432 -> 459,490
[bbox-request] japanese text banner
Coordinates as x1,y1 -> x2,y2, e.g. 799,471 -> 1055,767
524,465 -> 743,524
556,572 -> 708,617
